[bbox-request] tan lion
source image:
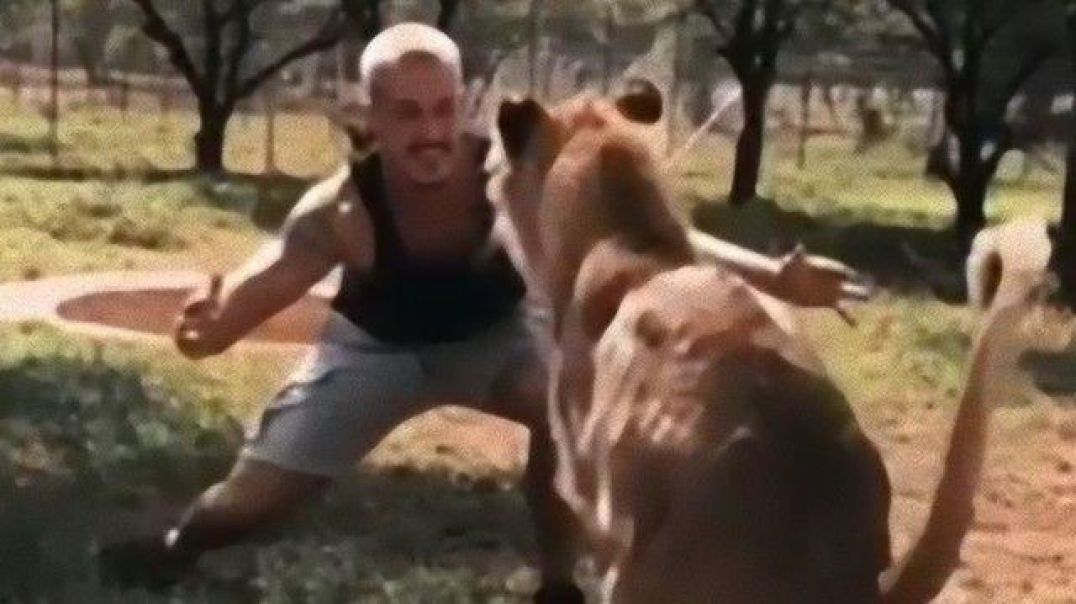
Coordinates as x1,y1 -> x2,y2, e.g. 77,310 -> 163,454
487,80 -> 1045,603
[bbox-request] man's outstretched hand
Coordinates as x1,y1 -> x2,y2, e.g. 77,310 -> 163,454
777,245 -> 874,325
174,274 -> 224,359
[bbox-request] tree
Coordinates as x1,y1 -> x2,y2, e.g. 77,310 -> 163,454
67,0 -> 118,85
436,0 -> 461,31
0,0 -> 38,45
693,0 -> 830,206
886,0 -> 1054,254
1055,0 -> 1076,304
335,0 -> 462,92
128,0 -> 345,172
340,0 -> 461,37
339,0 -> 382,40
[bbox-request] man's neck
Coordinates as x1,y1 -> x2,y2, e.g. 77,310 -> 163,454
385,150 -> 464,206
381,144 -> 473,209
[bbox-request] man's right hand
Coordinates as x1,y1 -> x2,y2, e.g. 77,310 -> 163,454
174,274 -> 224,360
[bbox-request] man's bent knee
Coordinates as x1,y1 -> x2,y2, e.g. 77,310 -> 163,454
204,457 -> 331,520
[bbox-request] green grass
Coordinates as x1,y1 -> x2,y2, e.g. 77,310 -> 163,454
0,97 -> 343,177
0,98 -> 325,282
0,322 -> 239,601
0,323 -> 539,602
803,295 -> 974,409
0,176 -> 269,281
677,131 -> 1063,229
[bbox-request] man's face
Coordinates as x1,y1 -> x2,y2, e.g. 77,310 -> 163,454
367,53 -> 463,186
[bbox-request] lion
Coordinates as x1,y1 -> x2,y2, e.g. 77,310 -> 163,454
487,80 -> 1046,603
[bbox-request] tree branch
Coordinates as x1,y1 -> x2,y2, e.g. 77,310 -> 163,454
889,0 -> 955,79
232,10 -> 344,103
1065,0 -> 1076,33
999,45 -> 1053,111
694,0 -> 732,41
223,0 -> 258,108
128,0 -> 206,97
777,6 -> 802,41
924,0 -> 957,70
436,0 -> 460,32
341,0 -> 383,41
976,16 -> 1007,52
221,0 -> 270,23
203,0 -> 223,99
889,0 -> 938,46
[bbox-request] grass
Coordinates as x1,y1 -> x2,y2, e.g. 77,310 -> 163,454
0,95 -> 1073,600
0,322 -> 539,602
0,96 -> 326,282
0,97 -> 344,178
677,130 -> 1063,229
0,176 -> 269,281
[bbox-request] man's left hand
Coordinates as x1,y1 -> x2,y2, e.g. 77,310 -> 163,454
777,245 -> 874,324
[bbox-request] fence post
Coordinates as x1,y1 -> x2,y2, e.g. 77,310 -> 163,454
264,80 -> 277,174
798,70 -> 813,169
49,0 -> 61,166
666,11 -> 686,157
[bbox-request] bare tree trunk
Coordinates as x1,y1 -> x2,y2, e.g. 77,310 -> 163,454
436,0 -> 460,32
951,129 -> 991,256
72,0 -> 113,86
798,72 -> 812,169
195,106 -> 229,172
730,78 -> 769,205
131,0 -> 343,174
1054,56 -> 1076,306
952,174 -> 989,257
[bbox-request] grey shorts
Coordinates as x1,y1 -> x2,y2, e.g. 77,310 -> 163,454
241,304 -> 552,478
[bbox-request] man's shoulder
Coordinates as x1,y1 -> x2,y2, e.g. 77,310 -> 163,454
284,165 -> 357,230
278,165 -> 365,262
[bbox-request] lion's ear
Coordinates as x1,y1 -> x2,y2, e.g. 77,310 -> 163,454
496,97 -> 552,161
615,79 -> 663,124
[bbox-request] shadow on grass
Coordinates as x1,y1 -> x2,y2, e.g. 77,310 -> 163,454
0,345 -> 537,602
0,133 -> 70,154
0,165 -> 310,231
690,196 -> 1076,398
1022,350 -> 1076,400
0,348 -> 242,601
690,196 -> 969,302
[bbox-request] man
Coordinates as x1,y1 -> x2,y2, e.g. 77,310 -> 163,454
99,23 -> 866,602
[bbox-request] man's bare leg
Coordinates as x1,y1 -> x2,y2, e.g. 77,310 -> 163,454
99,458 -> 329,588
169,458 -> 330,553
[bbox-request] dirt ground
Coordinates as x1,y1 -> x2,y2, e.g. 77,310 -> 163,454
876,395 -> 1076,603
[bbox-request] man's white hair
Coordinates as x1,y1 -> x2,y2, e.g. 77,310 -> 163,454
359,22 -> 463,104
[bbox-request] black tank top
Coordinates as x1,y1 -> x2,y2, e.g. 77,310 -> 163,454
330,140 -> 527,344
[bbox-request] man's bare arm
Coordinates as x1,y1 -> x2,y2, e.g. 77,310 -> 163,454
176,178 -> 346,359
687,229 -> 872,309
